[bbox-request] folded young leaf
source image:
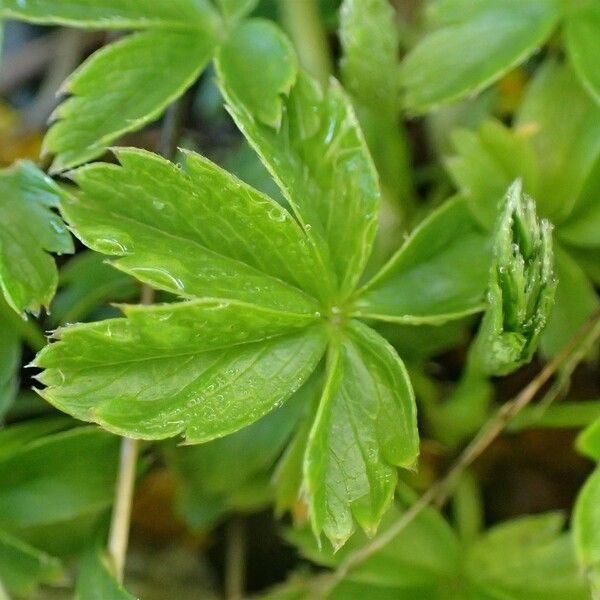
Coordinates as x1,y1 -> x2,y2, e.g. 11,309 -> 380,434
466,513 -> 589,599
565,1 -> 600,106
35,302 -> 327,442
574,471 -> 600,597
515,59 -> 600,223
473,180 -> 556,376
0,161 -> 73,315
304,321 -> 418,547
0,0 -> 219,30
400,0 -> 561,113
44,30 -> 216,171
217,24 -> 379,298
0,529 -> 63,598
61,148 -> 324,311
353,198 -> 490,324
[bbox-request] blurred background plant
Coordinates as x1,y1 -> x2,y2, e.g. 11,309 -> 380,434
0,0 -> 599,598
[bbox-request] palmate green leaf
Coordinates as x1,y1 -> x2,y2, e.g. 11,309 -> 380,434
44,30 -> 216,172
35,300 -> 326,442
217,21 -> 379,299
574,469 -> 600,596
515,59 -> 600,223
565,0 -> 600,106
0,161 -> 73,315
0,529 -> 63,598
353,198 -> 491,324
473,180 -> 556,376
0,427 -> 119,556
400,0 -> 562,113
0,0 -> 219,30
61,148 -> 325,309
304,321 -> 418,546
466,513 -> 589,600
75,539 -> 135,600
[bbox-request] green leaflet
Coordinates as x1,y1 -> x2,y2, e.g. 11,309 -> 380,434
339,0 -> 414,208
565,0 -> 600,106
61,148 -> 324,310
0,161 -> 73,315
354,198 -> 491,324
304,321 -> 418,546
515,59 -> 600,223
217,24 -> 379,299
50,251 -> 138,327
466,513 -> 589,599
574,468 -> 600,596
75,540 -> 135,600
0,0 -> 219,30
400,0 -> 562,113
446,120 -> 539,230
217,19 -> 298,129
0,529 -> 63,598
35,303 -> 327,442
473,180 -> 556,376
45,30 -> 216,172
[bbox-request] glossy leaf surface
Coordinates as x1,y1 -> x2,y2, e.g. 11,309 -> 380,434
304,322 -> 418,546
354,198 -> 490,324
45,31 -> 216,171
218,34 -> 379,298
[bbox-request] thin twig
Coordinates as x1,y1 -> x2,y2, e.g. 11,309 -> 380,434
318,307 -> 600,596
225,517 -> 246,600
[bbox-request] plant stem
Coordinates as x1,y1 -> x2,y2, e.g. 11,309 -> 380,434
225,517 -> 246,600
0,577 -> 11,600
278,0 -> 332,87
318,306 -> 600,596
107,436 -> 139,582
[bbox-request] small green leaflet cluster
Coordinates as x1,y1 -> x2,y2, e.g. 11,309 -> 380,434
32,21 -> 492,548
272,493 -> 588,599
474,180 -> 556,376
0,0 -> 258,172
400,0 -> 599,113
447,59 -> 600,358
